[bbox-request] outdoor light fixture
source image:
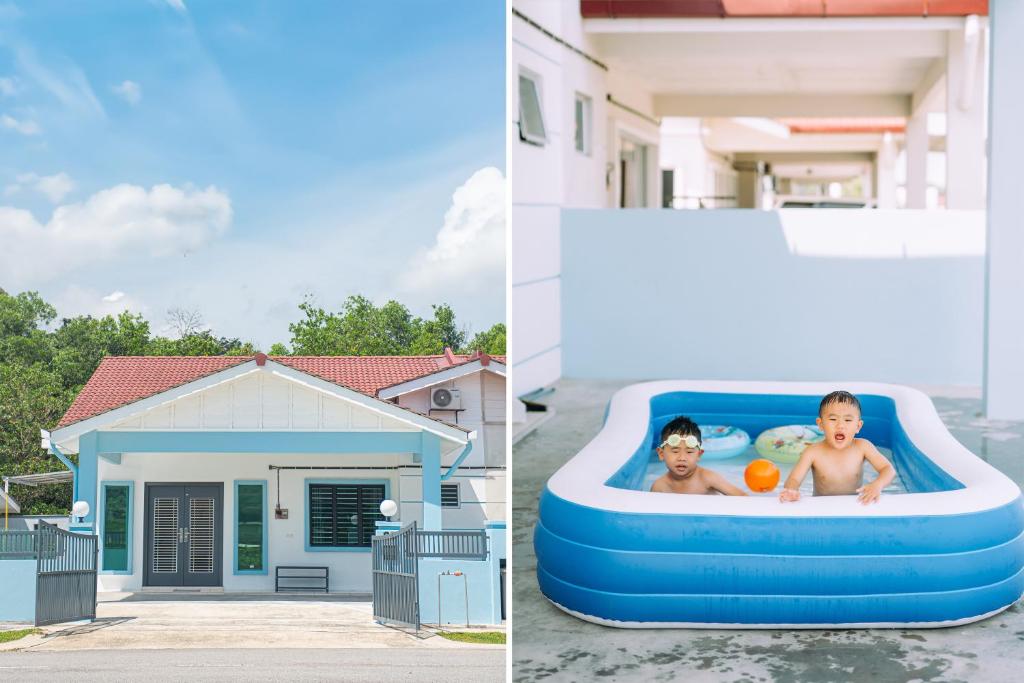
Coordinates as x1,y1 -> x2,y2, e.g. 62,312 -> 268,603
380,499 -> 398,519
72,500 -> 90,522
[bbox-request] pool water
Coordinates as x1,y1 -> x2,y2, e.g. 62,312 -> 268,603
642,444 -> 906,496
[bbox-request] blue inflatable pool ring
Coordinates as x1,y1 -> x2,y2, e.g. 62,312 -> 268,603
535,380 -> 1024,628
698,425 -> 750,460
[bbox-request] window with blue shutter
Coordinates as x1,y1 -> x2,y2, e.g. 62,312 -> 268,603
308,483 -> 385,548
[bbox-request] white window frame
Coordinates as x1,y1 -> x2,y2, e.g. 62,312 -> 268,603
518,68 -> 547,146
574,92 -> 592,156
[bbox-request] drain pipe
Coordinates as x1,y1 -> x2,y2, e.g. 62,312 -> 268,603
47,442 -> 79,502
442,440 -> 474,481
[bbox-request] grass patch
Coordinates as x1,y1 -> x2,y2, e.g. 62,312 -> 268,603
437,631 -> 505,645
0,628 -> 41,644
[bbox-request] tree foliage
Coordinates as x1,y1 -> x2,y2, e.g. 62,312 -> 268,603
289,296 -> 469,356
465,323 -> 506,355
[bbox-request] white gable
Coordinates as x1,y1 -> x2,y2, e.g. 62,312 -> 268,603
108,371 -> 419,433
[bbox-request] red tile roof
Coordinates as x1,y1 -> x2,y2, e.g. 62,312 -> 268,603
56,352 -> 506,429
780,117 -> 907,134
580,0 -> 988,18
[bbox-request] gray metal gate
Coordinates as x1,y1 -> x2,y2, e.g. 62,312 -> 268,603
35,521 -> 97,626
371,521 -> 419,629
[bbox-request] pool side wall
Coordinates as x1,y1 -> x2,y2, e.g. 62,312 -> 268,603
538,390 -> 1024,626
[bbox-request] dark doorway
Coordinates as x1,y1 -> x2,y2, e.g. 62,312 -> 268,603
143,483 -> 223,587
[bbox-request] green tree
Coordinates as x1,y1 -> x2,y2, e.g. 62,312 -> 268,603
268,342 -> 290,356
50,312 -> 151,389
464,323 -> 506,355
0,290 -> 56,367
409,304 -> 468,354
0,363 -> 73,514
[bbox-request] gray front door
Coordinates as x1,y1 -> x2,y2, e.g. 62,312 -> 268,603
144,484 -> 222,587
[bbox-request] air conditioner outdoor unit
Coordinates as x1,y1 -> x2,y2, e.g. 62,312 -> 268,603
430,387 -> 462,410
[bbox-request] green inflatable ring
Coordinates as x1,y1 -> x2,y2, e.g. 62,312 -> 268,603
754,424 -> 824,464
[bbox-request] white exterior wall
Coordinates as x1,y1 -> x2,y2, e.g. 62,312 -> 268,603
109,372 -> 420,434
511,2 -> 658,396
97,451 -> 406,594
395,370 -> 506,527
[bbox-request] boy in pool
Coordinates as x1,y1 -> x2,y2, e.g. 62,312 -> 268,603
651,416 -> 747,495
779,390 -> 896,504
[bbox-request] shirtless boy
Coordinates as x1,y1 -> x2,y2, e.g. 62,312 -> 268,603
779,390 -> 895,504
650,416 -> 747,496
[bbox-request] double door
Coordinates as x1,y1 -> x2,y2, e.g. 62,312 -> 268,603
144,484 -> 223,587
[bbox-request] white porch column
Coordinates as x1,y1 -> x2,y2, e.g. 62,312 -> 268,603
945,16 -> 987,210
984,1 -> 1024,419
875,133 -> 897,209
904,112 -> 929,209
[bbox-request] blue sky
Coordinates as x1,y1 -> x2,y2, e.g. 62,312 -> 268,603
0,0 -> 505,348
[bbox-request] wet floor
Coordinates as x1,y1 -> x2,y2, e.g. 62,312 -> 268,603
511,380 -> 1024,682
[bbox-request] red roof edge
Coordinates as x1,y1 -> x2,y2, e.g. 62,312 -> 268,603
443,347 -> 459,366
580,1 -> 988,18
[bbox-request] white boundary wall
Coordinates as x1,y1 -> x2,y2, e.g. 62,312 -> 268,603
562,208 -> 985,386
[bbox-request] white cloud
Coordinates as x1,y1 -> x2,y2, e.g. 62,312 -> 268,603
112,80 -> 142,105
13,44 -> 105,118
0,182 -> 232,288
54,285 -> 147,320
400,166 -> 505,293
0,77 -> 17,97
5,172 -> 76,203
1,113 -> 41,135
166,0 -> 187,13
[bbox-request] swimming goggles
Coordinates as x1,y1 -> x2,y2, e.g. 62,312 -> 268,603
659,434 -> 700,449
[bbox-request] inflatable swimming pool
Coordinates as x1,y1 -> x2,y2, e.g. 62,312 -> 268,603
535,381 -> 1024,628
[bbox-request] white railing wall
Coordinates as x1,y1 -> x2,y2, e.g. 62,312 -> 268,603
561,209 -> 985,387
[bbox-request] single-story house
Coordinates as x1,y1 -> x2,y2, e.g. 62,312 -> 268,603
43,350 -> 505,595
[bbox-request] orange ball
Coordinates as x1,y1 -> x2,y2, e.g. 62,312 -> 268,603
744,458 -> 780,493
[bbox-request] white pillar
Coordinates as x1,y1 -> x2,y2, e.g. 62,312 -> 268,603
876,133 -> 897,209
945,17 -> 987,209
905,112 -> 929,209
983,1 -> 1024,419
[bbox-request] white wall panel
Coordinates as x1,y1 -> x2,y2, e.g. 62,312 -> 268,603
511,205 -> 561,286
232,375 -> 260,428
511,278 -> 561,364
203,385 -> 231,428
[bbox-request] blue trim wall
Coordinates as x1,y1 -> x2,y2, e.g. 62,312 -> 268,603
94,430 -> 426,454
233,480 -> 268,575
99,480 -> 134,575
303,478 -> 392,553
0,559 -> 36,622
72,430 -> 99,534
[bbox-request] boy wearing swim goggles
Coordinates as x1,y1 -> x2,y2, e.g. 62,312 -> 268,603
651,416 -> 747,496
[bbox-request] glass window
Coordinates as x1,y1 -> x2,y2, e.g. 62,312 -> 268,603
236,483 -> 265,572
102,485 -> 129,571
518,71 -> 546,145
574,93 -> 591,155
308,483 -> 385,548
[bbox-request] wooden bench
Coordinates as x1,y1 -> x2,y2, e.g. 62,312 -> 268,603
275,565 -> 329,593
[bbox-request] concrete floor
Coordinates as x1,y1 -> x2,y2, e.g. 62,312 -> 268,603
16,594 -> 501,651
512,379 -> 1024,683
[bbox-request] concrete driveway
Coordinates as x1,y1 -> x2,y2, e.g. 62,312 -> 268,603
18,593 -> 500,651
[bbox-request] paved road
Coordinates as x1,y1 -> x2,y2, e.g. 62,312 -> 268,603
0,648 -> 505,682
